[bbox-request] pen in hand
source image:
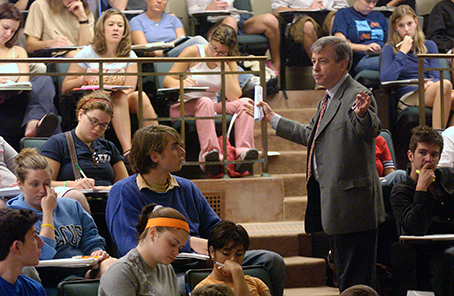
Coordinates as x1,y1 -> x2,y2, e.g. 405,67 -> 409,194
351,87 -> 373,110
75,164 -> 88,179
213,261 -> 225,267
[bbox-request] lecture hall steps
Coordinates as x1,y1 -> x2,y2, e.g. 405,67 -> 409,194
190,90 -> 339,295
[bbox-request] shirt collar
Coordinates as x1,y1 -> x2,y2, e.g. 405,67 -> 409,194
136,173 -> 179,193
326,74 -> 349,99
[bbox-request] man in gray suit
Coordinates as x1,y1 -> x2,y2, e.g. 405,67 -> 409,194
248,36 -> 385,292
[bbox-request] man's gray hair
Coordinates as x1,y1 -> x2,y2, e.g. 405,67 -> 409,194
311,36 -> 353,71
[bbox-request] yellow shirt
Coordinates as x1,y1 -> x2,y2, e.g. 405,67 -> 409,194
194,274 -> 269,296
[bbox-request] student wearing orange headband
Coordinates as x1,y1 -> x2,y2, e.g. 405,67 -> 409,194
99,203 -> 189,296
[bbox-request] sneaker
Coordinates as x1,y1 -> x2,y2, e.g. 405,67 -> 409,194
201,150 -> 223,176
243,76 -> 279,96
235,148 -> 259,174
35,112 -> 58,137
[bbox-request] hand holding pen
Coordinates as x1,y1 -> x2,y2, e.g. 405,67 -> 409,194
50,30 -> 69,48
351,87 -> 373,118
397,35 -> 413,54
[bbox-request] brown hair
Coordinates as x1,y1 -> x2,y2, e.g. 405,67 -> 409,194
0,3 -> 23,48
92,8 -> 131,57
49,0 -> 90,14
135,203 -> 188,241
409,125 -> 443,154
129,125 -> 182,174
388,5 -> 426,55
76,90 -> 114,118
210,24 -> 239,56
15,148 -> 52,183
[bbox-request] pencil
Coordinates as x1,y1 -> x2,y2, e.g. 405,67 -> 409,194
75,164 -> 88,179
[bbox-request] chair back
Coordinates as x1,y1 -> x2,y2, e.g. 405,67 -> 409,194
185,265 -> 273,296
57,278 -> 100,296
19,137 -> 49,151
379,129 -> 396,165
154,62 -> 175,89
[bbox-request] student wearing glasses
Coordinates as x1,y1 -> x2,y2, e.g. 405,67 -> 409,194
40,91 -> 128,192
162,24 -> 257,177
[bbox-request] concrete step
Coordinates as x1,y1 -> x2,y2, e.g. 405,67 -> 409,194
254,131 -> 307,151
253,151 -> 306,175
277,173 -> 307,197
192,177 -> 284,223
266,90 -> 325,109
284,286 -> 339,296
241,221 -> 308,258
284,196 -> 307,221
284,256 -> 327,288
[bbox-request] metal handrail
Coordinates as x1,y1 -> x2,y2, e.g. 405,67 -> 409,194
3,55 -> 270,177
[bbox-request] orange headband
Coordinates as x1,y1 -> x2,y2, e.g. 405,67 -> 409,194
146,218 -> 190,233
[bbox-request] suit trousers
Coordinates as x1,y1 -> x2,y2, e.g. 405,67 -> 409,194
331,228 -> 378,292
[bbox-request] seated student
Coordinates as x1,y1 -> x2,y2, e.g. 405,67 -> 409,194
0,136 -> 87,212
106,125 -> 286,296
23,0 -> 94,57
391,125 -> 454,295
130,0 -> 207,58
40,91 -> 128,192
163,24 -> 258,176
0,207 -> 46,296
439,125 -> 454,167
380,4 -> 454,130
426,0 -> 454,54
376,135 -> 406,186
7,148 -> 116,290
194,220 -> 271,296
332,0 -> 388,76
271,0 -> 349,59
0,3 -> 60,145
0,136 -> 18,190
186,0 -> 281,75
192,284 -> 235,296
99,203 -> 189,295
62,9 -> 159,154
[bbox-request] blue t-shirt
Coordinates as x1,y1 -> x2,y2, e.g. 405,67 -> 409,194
380,40 -> 441,99
332,7 -> 388,63
130,13 -> 183,43
40,129 -> 123,186
0,275 -> 46,296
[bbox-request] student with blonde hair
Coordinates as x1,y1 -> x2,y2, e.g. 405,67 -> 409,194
380,4 -> 454,129
7,148 -> 116,289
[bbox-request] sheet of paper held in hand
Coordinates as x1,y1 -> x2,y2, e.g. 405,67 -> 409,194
254,85 -> 264,122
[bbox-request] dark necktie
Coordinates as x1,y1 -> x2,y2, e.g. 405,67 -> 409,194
307,93 -> 330,183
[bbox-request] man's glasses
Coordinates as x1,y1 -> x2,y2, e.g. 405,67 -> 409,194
90,147 -> 99,167
209,43 -> 228,56
84,112 -> 110,130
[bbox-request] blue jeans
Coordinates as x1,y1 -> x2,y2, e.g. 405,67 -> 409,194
354,55 -> 380,74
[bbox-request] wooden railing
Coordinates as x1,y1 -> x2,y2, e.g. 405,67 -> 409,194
3,55 -> 270,177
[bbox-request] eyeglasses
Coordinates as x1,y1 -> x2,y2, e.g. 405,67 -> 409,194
209,43 -> 228,57
90,147 -> 99,167
84,112 -> 110,130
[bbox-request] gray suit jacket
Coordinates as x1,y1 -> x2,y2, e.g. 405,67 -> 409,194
276,75 -> 385,235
